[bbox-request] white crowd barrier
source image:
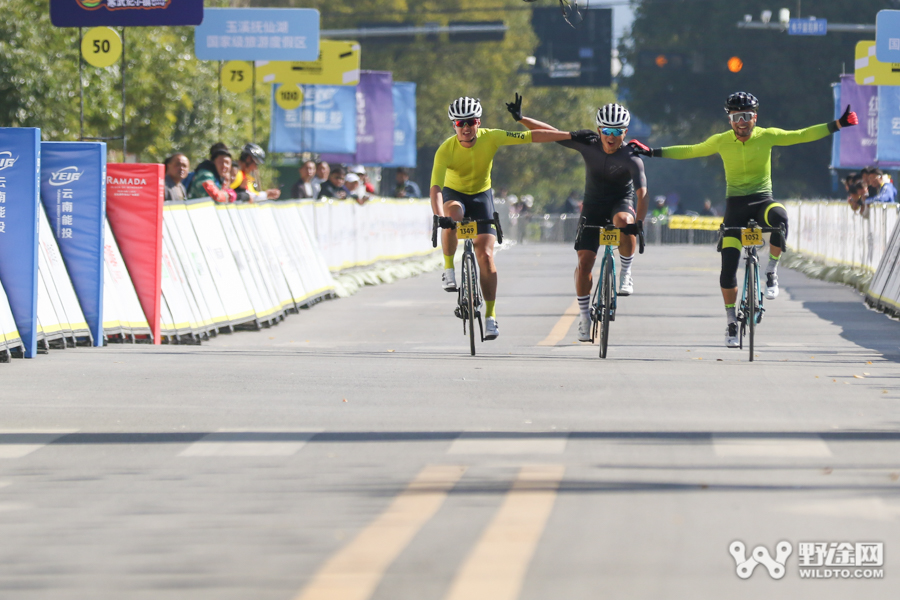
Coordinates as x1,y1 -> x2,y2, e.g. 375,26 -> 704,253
305,198 -> 435,271
0,279 -> 19,359
785,201 -> 899,273
866,211 -> 900,317
3,197 -> 435,357
103,218 -> 152,339
158,199 -> 340,339
36,204 -> 91,348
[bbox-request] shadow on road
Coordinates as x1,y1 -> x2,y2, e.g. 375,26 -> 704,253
783,268 -> 900,362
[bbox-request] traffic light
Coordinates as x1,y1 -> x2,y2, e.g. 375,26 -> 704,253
727,56 -> 743,73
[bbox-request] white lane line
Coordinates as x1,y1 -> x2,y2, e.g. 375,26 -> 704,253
179,428 -> 322,457
0,429 -> 78,459
294,464 -> 466,600
443,464 -> 565,600
712,435 -> 832,458
448,433 -> 568,455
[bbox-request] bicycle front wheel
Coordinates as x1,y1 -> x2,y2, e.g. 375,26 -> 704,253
747,259 -> 757,362
463,252 -> 478,356
599,253 -> 614,358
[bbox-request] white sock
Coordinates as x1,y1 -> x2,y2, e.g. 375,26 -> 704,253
577,295 -> 591,320
620,253 -> 634,274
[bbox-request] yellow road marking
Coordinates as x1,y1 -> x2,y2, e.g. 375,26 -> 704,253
294,464 -> 465,600
443,465 -> 565,600
537,300 -> 580,346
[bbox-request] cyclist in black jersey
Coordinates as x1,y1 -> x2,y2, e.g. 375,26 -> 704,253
507,94 -> 648,342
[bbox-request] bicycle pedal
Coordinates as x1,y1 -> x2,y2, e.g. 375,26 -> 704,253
454,307 -> 463,320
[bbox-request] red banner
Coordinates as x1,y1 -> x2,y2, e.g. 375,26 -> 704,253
105,164 -> 163,344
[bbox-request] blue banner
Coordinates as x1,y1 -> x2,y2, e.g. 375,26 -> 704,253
194,8 -> 319,61
877,86 -> 900,163
40,142 -> 106,347
50,0 -> 203,28
0,128 -> 40,358
383,82 -> 418,168
832,82 -> 842,168
268,84 -> 357,154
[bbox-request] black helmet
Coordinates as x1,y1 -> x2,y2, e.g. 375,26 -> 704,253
724,92 -> 759,113
240,143 -> 266,165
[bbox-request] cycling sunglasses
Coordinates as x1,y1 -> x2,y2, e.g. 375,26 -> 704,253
600,127 -> 626,136
728,111 -> 756,124
454,118 -> 479,128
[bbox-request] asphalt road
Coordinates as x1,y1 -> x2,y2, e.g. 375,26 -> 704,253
1,243 -> 899,599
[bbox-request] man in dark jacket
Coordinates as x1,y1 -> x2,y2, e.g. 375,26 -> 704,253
187,143 -> 235,203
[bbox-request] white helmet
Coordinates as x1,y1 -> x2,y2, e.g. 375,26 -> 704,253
448,97 -> 483,120
596,103 -> 631,128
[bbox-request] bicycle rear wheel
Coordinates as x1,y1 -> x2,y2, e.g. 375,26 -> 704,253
599,253 -> 614,358
747,258 -> 757,362
463,251 -> 477,356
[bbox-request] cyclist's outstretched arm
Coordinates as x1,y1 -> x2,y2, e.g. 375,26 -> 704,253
430,185 -> 445,216
518,116 -> 558,132
770,105 -> 858,145
629,133 -> 721,160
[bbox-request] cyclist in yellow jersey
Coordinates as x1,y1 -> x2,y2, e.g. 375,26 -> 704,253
432,96 -> 596,340
630,91 -> 858,347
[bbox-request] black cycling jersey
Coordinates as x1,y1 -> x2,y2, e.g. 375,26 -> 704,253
556,140 -> 647,207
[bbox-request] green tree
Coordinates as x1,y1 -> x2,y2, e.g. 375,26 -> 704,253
622,0 -> 896,205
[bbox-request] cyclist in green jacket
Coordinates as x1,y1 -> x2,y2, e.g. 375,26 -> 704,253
630,92 -> 858,348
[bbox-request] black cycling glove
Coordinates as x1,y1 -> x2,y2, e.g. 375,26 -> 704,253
628,140 -> 660,157
437,216 -> 455,229
506,93 -> 523,122
569,129 -> 600,144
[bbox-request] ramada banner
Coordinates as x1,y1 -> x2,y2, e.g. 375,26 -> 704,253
50,0 -> 204,28
106,164 -> 163,344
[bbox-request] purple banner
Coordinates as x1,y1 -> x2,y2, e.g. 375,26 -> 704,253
839,75 -> 878,168
321,71 -> 394,165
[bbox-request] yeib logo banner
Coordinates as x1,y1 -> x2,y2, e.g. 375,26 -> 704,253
40,142 -> 107,346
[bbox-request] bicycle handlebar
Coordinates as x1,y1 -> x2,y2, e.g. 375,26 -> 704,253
574,217 -> 645,254
720,220 -> 785,234
431,214 -> 504,248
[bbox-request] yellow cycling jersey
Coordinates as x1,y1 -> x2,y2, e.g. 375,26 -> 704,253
230,169 -> 260,194
431,128 -> 532,195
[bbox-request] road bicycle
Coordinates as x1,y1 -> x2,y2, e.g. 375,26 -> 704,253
432,213 -> 503,356
720,220 -> 785,362
574,217 -> 644,358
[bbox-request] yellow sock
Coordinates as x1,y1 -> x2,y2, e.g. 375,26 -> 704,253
485,300 -> 496,318
443,254 -> 455,269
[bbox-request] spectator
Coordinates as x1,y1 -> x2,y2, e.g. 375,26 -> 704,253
864,167 -> 897,203
345,173 -> 369,205
394,167 -> 421,198
164,153 -> 190,201
651,195 -> 669,221
312,161 -> 330,189
848,181 -> 869,217
562,191 -> 582,214
318,166 -> 349,199
290,159 -> 319,199
350,165 -> 376,194
232,143 -> 281,203
187,143 -> 236,203
700,199 -> 718,216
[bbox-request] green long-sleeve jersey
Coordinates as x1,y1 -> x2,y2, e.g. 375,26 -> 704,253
659,123 -> 832,197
